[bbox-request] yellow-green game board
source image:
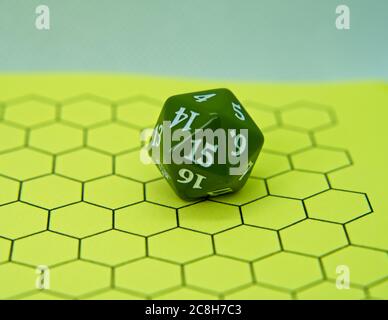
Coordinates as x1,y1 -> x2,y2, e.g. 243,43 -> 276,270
0,75 -> 387,300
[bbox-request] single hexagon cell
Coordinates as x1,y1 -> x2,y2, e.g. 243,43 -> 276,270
55,149 -> 112,181
215,225 -> 280,260
247,107 -> 277,130
115,258 -> 181,295
225,285 -> 291,300
251,152 -> 291,179
0,238 -> 11,262
115,202 -> 177,236
117,100 -> 161,128
346,214 -> 387,251
267,170 -> 329,199
29,123 -> 83,154
369,279 -> 388,300
322,246 -> 388,286
212,178 -> 267,206
50,202 -> 112,238
50,260 -> 111,297
156,287 -> 217,300
84,175 -> 143,209
148,228 -> 212,263
253,252 -> 322,290
87,123 -> 140,154
243,196 -> 306,230
115,149 -> 161,182
185,256 -> 251,294
0,123 -> 25,152
280,220 -> 348,256
21,175 -> 82,209
81,230 -> 145,265
12,231 -> 78,266
305,189 -> 371,223
146,179 -> 194,208
296,281 -> 365,300
0,148 -> 52,180
4,99 -> 56,127
263,128 -> 312,154
0,176 -> 19,205
61,98 -> 112,127
280,104 -> 333,131
179,201 -> 241,234
0,202 -> 47,239
0,263 -> 36,299
291,147 -> 350,173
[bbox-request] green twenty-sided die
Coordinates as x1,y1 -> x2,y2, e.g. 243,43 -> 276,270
148,88 -> 264,200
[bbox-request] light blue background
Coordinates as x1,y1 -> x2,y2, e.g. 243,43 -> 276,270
1,0 -> 387,81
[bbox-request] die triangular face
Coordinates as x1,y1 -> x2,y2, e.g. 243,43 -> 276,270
215,93 -> 264,190
162,91 -> 220,131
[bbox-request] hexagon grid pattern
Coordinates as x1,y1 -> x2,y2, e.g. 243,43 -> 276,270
0,80 -> 387,301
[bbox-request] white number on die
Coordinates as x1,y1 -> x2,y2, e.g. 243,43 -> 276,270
194,93 -> 216,103
184,139 -> 218,168
232,102 -> 245,121
230,129 -> 247,157
177,168 -> 207,189
238,161 -> 254,181
170,107 -> 200,131
151,124 -> 163,147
